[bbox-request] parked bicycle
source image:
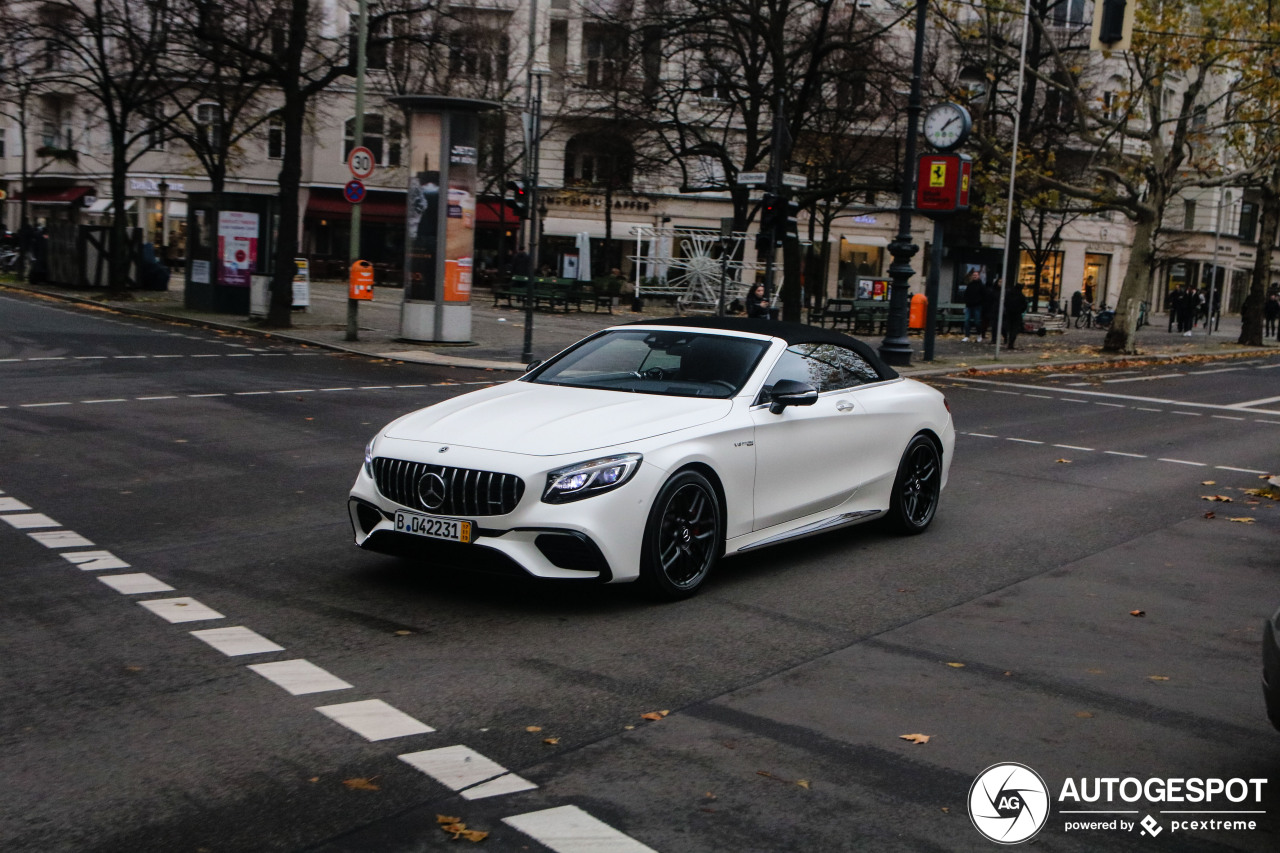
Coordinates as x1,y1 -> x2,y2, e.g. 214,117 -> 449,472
1074,302 -> 1095,328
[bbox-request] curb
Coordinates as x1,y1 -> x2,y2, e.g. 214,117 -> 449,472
5,281 -> 1273,377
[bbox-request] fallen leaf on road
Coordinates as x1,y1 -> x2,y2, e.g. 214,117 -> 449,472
1229,517 -> 1256,523
1056,458 -> 1072,464
796,779 -> 811,789
343,777 -> 380,791
941,807 -> 950,813
1130,610 -> 1145,617
641,710 -> 670,721
946,662 -> 965,668
1201,495 -> 1233,502
394,630 -> 412,636
525,726 -> 542,732
1075,711 -> 1095,718
1148,675 -> 1170,682
899,733 -> 931,744
1203,511 -> 1216,519
543,737 -> 560,745
437,815 -> 462,825
1202,480 -> 1216,485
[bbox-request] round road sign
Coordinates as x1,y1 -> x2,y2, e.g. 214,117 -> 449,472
344,180 -> 366,204
348,146 -> 376,179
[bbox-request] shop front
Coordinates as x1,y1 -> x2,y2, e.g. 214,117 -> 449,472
303,187 -> 407,284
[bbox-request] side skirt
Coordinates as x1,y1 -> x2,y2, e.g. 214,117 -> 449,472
731,510 -> 883,554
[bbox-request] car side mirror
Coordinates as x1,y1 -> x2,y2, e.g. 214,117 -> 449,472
768,379 -> 819,414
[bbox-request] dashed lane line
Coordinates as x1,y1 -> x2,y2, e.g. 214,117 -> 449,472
0,495 -> 661,852
0,382 -> 500,411
951,376 -> 1280,416
959,432 -> 1271,474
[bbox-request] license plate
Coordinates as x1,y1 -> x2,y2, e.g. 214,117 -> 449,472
394,511 -> 472,544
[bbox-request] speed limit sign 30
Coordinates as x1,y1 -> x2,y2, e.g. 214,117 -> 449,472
348,146 -> 376,179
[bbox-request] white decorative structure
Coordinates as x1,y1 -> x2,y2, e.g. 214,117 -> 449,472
630,226 -> 764,312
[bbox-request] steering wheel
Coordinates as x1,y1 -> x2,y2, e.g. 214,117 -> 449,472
637,367 -> 667,380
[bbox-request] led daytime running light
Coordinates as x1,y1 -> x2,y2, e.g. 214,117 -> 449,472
543,454 -> 642,503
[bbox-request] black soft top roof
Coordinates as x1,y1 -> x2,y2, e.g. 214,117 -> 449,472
622,316 -> 900,380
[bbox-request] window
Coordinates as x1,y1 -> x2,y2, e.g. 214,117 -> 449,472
142,104 -> 165,151
267,114 -> 283,160
343,114 -> 401,167
699,64 -> 731,101
1238,201 -> 1258,242
449,28 -> 509,82
40,98 -> 72,150
563,135 -> 634,188
761,343 -> 882,400
196,103 -> 222,149
0,128 -> 6,159
348,12 -> 388,70
1047,0 -> 1087,26
1183,199 -> 1196,230
584,25 -> 625,89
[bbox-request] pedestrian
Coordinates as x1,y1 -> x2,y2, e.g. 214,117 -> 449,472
1265,291 -> 1280,338
1071,290 -> 1083,318
1176,285 -> 1197,334
1002,281 -> 1028,350
746,284 -> 776,319
961,268 -> 984,341
1166,286 -> 1181,332
982,275 -> 1002,343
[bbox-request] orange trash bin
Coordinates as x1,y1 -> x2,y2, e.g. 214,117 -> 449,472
349,260 -> 374,300
909,292 -> 928,330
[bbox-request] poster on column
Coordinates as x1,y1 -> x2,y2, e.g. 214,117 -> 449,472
218,211 -> 259,287
443,112 -> 478,302
406,112 -> 442,302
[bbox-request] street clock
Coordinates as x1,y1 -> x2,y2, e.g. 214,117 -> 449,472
922,102 -> 972,152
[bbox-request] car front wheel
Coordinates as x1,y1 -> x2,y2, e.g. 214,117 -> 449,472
639,470 -> 721,600
888,434 -> 941,534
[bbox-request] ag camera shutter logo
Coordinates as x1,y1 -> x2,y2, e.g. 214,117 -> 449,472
969,763 -> 1051,844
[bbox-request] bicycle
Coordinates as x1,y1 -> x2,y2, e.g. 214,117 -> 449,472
0,247 -> 20,273
1074,302 -> 1095,328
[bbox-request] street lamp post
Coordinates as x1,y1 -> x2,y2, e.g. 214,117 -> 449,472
878,0 -> 929,367
520,66 -> 550,364
157,178 -> 169,256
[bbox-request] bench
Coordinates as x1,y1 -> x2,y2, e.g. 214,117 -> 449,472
809,298 -> 858,329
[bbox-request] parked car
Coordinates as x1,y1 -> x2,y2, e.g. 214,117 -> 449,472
348,317 -> 955,599
1265,605 -> 1280,731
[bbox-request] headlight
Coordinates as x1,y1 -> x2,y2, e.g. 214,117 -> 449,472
543,453 -> 642,504
364,437 -> 377,476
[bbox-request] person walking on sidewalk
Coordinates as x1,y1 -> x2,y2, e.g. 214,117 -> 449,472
961,268 -> 984,341
1002,281 -> 1028,350
1266,291 -> 1280,338
982,275 -> 1002,343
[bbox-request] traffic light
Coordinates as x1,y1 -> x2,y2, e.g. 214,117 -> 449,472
757,192 -> 780,251
782,198 -> 799,242
505,180 -> 528,219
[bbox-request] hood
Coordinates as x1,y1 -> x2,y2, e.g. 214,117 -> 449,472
384,381 -> 734,456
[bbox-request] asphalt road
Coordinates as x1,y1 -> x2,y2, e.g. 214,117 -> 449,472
1,290 -> 1278,853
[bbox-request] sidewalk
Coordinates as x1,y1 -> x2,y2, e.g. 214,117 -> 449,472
4,275 -> 1273,375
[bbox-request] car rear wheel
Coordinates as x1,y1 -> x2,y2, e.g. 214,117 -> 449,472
888,434 -> 941,534
640,470 -> 721,600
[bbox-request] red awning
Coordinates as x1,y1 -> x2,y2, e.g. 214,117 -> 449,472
20,186 -> 93,205
477,200 -> 514,227
306,188 -> 407,223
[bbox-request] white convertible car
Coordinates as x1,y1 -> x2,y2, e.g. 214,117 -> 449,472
349,317 -> 954,598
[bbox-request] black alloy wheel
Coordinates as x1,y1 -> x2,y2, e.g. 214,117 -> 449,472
888,434 -> 941,534
640,470 -> 721,599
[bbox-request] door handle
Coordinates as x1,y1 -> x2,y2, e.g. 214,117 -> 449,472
836,400 -> 855,412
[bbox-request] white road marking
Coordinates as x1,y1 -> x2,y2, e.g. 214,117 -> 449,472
247,660 -> 353,695
1101,372 -> 1187,383
97,573 -> 175,594
315,699 -> 435,741
138,597 -> 225,623
461,773 -> 540,800
952,376 -> 1280,414
967,433 -> 998,438
503,805 -> 660,853
81,399 -> 127,404
2,512 -> 62,529
1025,394 -> 1053,399
1094,402 -> 1126,408
1229,395 -> 1280,408
188,393 -> 226,398
1054,444 -> 1094,451
1171,411 -> 1202,416
1104,451 -> 1147,458
136,395 -> 179,400
398,744 -> 536,797
1158,458 -> 1207,467
1216,465 -> 1270,474
1187,367 -> 1246,375
1008,438 -> 1043,444
0,497 -> 31,512
1211,415 -> 1245,421
1136,407 -> 1163,412
190,626 -> 285,656
21,402 -> 71,407
29,530 -> 95,548
61,550 -> 130,570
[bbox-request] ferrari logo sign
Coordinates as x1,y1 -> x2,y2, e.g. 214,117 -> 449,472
930,162 -> 947,187
917,154 -> 970,214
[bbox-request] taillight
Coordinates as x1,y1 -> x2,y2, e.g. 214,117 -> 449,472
943,397 -> 952,414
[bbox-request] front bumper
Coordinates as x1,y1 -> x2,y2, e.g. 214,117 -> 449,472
348,441 -> 662,583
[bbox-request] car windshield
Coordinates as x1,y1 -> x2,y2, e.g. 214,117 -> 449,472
527,329 -> 771,398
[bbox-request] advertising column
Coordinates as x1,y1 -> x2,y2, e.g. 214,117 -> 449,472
398,97 -> 496,342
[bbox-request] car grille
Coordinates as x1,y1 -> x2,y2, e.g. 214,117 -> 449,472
372,457 -> 525,516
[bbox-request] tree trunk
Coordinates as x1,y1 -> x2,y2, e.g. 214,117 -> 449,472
267,86 -> 303,327
107,131 -> 133,295
1240,174 -> 1278,346
1103,208 -> 1158,353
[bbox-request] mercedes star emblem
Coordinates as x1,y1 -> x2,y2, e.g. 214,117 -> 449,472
417,472 -> 448,511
